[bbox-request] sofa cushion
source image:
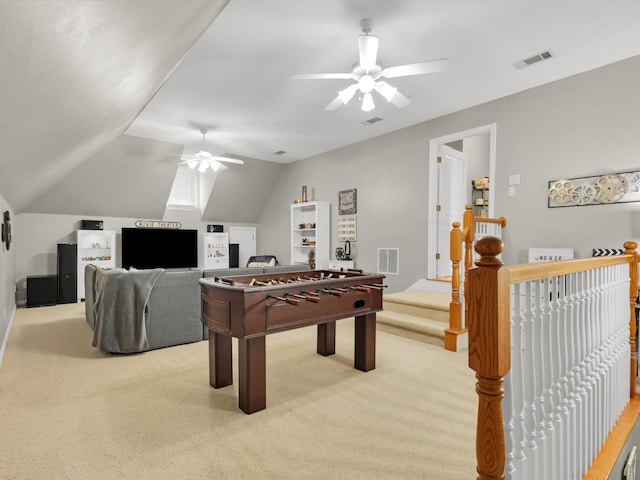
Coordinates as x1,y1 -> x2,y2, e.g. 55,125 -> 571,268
147,269 -> 204,350
84,264 -> 98,329
203,267 -> 263,278
263,265 -> 310,274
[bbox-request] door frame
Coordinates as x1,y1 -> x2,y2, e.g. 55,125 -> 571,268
427,123 -> 497,279
229,226 -> 256,268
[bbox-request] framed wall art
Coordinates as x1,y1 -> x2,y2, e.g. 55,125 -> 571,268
547,170 -> 640,208
338,189 -> 357,215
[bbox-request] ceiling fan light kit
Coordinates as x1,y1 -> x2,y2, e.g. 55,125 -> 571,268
174,128 -> 244,172
291,18 -> 449,113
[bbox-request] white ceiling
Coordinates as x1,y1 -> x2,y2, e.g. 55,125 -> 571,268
126,0 -> 640,164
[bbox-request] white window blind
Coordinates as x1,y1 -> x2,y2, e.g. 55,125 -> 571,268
167,166 -> 197,209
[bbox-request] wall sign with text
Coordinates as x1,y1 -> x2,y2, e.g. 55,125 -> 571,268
338,189 -> 357,215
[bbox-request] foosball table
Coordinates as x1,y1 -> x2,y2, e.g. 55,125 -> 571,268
199,268 -> 386,414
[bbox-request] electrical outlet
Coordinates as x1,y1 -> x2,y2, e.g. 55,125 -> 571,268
509,186 -> 516,196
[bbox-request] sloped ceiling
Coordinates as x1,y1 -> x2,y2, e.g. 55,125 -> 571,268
0,0 -> 228,213
23,135 -> 184,219
202,157 -> 286,223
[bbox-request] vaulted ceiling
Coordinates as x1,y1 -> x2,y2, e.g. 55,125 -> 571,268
2,0 -> 640,222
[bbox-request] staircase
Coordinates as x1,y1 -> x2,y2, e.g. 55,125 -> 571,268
377,290 -> 462,348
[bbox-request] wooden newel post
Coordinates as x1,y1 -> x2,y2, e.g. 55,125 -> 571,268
468,236 -> 509,480
624,241 -> 638,399
446,222 -> 463,351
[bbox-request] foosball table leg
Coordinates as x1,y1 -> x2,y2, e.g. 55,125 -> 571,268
354,313 -> 376,372
317,321 -> 336,356
238,336 -> 266,414
209,332 -> 233,388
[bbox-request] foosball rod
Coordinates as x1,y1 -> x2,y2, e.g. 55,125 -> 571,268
287,292 -> 319,303
266,293 -> 300,305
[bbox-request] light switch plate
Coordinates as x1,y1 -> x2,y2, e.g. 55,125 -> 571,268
509,174 -> 521,185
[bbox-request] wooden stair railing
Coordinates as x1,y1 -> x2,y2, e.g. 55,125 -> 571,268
467,237 -> 638,480
445,205 -> 506,352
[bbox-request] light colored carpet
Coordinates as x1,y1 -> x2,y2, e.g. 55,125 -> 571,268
0,303 -> 477,480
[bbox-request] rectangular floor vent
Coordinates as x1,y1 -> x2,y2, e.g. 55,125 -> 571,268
378,248 -> 399,275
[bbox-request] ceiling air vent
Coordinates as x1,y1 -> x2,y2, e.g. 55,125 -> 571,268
362,117 -> 383,126
272,150 -> 287,155
513,50 -> 554,70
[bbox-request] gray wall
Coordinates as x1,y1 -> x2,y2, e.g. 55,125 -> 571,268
257,55 -> 640,292
13,212 -> 257,305
0,192 -> 15,363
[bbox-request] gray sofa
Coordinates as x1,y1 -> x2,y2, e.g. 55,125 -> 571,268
84,264 -> 309,353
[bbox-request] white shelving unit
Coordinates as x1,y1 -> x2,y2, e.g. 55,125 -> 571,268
203,232 -> 229,270
76,229 -> 115,300
326,259 -> 355,270
291,201 -> 329,267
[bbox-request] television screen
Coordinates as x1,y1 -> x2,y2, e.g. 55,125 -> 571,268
121,228 -> 198,269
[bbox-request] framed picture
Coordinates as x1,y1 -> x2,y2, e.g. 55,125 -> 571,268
338,189 -> 357,215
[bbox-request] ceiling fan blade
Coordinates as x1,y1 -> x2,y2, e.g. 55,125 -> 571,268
290,73 -> 354,80
358,34 -> 379,71
325,95 -> 344,111
209,156 -> 244,165
382,58 -> 449,78
373,81 -> 410,108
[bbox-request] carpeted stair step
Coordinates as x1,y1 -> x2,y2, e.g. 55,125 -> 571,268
382,291 -> 450,324
376,310 -> 446,347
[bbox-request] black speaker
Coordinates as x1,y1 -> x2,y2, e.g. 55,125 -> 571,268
229,243 -> 239,268
81,220 -> 103,230
207,224 -> 223,233
57,243 -> 77,304
27,275 -> 58,307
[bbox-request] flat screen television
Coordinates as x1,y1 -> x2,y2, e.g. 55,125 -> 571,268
121,228 -> 198,269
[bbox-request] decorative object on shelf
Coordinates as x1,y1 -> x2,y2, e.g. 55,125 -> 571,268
337,215 -> 357,241
302,186 -> 308,202
307,249 -> 315,269
2,210 -> 11,250
344,240 -> 352,261
471,177 -> 490,217
592,248 -> 624,257
335,247 -> 344,260
548,170 -> 640,208
338,189 -> 357,215
134,220 -> 182,229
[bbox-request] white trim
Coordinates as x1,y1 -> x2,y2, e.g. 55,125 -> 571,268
0,304 -> 17,368
427,123 -> 497,279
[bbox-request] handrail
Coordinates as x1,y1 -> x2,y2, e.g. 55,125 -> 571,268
467,237 -> 638,480
445,205 -> 506,352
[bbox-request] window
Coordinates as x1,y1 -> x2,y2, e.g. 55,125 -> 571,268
167,166 -> 197,209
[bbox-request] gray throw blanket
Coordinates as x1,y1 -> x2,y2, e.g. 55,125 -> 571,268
92,268 -> 164,353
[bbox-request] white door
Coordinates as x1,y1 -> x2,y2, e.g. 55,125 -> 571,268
229,227 -> 256,268
435,145 -> 467,278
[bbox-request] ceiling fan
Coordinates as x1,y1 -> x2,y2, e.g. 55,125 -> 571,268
173,128 -> 244,172
291,18 -> 449,112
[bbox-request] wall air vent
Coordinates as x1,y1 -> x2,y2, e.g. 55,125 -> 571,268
513,50 -> 554,70
378,248 -> 399,275
362,117 -> 383,126
272,150 -> 287,155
